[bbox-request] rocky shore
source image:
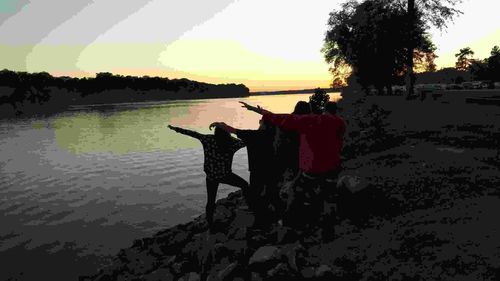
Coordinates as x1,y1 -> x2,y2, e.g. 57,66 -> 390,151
82,89 -> 500,281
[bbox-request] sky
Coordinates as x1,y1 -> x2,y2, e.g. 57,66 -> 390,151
0,0 -> 499,92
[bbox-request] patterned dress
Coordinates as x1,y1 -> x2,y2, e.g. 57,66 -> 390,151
171,127 -> 245,180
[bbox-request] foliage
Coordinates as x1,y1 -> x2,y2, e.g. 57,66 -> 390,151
459,46 -> 500,82
0,69 -> 250,116
323,0 -> 435,94
309,88 -> 330,114
323,0 -> 461,94
384,0 -> 462,29
454,47 -> 474,71
414,48 -> 437,73
486,46 -> 500,81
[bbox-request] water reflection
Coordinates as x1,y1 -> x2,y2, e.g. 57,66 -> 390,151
53,94 -> 340,154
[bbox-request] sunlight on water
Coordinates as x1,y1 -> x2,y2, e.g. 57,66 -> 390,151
53,93 -> 340,154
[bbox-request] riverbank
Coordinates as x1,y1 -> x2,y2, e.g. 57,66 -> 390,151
82,89 -> 500,281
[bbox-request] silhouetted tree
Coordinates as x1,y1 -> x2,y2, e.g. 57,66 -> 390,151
486,45 -> 500,82
309,88 -> 330,114
455,47 -> 475,71
323,0 -> 435,95
414,47 -> 438,72
393,0 -> 462,98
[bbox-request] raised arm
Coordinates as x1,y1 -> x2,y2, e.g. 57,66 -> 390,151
239,101 -> 272,115
168,125 -> 203,139
262,113 -> 313,133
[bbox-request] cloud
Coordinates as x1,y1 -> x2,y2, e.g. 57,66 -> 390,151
1,0 -> 238,71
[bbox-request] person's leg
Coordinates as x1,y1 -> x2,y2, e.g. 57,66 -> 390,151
220,172 -> 249,190
283,173 -> 307,228
205,178 -> 219,228
319,170 -> 341,242
220,172 -> 250,208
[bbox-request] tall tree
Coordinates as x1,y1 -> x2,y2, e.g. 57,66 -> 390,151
324,0 -> 461,97
455,47 -> 475,71
323,0 -> 434,94
405,0 -> 415,98
396,0 -> 462,98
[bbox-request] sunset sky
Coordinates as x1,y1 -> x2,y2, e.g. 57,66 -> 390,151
0,0 -> 499,91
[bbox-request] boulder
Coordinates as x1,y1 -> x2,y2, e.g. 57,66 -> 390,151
144,268 -> 175,281
248,246 -> 281,267
266,262 -> 292,278
301,267 -> 315,279
217,262 -> 239,281
337,175 -> 368,194
315,264 -> 334,278
179,272 -> 200,281
124,251 -> 158,275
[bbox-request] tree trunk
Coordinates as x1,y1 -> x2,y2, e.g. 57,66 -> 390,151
405,0 -> 415,99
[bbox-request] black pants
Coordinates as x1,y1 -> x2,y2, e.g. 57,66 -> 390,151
205,173 -> 248,227
282,170 -> 340,240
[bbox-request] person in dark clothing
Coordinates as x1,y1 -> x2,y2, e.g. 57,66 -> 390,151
168,125 -> 248,228
209,120 -> 278,224
242,101 -> 346,241
274,101 -> 311,177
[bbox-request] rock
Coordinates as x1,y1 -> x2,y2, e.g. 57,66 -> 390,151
214,205 -> 234,223
315,264 -> 334,278
274,226 -> 298,244
171,231 -> 192,247
179,272 -> 200,281
337,175 -> 367,194
251,272 -> 263,281
215,240 -> 248,259
228,226 -> 247,240
171,261 -> 190,275
217,262 -> 239,281
249,246 -> 281,267
231,209 -> 256,228
115,272 -> 135,281
144,268 -> 175,281
182,236 -> 205,259
93,274 -> 113,281
301,267 -> 315,279
280,243 -> 305,272
266,262 -> 291,278
159,255 -> 176,267
125,251 -> 158,275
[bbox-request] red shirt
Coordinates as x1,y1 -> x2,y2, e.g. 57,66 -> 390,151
263,113 -> 346,173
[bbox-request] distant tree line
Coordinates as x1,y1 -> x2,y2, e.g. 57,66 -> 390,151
454,46 -> 500,83
0,70 -> 249,115
414,46 -> 500,86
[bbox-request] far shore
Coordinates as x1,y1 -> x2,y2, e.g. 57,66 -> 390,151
250,87 -> 343,96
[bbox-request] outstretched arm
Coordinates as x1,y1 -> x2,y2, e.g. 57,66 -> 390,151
209,122 -> 237,134
168,125 -> 203,139
239,101 -> 272,115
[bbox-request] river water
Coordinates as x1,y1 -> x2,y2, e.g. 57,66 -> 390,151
0,93 -> 340,280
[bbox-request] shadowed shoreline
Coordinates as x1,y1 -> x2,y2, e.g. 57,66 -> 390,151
81,88 -> 500,281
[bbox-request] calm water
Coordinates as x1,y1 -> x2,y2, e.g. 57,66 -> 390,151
0,93 -> 340,280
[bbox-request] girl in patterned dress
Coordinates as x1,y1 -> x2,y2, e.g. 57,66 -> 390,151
168,125 -> 248,228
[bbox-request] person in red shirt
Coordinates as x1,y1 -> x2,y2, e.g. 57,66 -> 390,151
242,101 -> 346,241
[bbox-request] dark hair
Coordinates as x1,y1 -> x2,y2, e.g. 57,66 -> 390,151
293,101 -> 311,115
214,127 -> 232,148
324,101 -> 337,114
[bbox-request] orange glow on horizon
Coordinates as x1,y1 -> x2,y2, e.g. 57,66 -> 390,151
49,68 -> 332,92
